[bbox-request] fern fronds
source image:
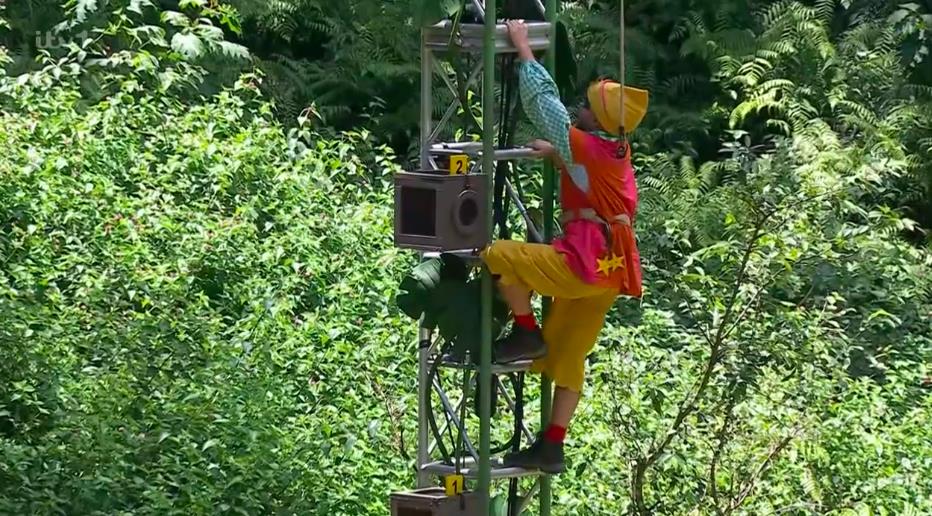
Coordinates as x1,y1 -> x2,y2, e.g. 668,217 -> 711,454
814,0 -> 836,23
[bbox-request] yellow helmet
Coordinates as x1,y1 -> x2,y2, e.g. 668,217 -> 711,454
586,80 -> 650,136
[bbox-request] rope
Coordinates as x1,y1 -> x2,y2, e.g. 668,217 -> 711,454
618,0 -> 629,157
620,0 -> 625,128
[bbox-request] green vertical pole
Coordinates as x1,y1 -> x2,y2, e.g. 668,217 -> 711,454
480,0 -> 497,513
540,1 -> 559,515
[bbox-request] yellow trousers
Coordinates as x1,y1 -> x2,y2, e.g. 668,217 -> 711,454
481,240 -> 617,393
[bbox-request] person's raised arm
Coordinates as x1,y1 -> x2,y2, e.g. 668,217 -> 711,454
506,20 -> 572,170
509,20 -> 537,63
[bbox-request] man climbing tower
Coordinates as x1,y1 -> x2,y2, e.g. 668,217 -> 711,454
481,20 -> 649,474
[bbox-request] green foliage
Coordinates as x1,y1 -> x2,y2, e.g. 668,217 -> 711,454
0,41 -> 417,515
223,0 -> 423,151
395,255 -> 510,360
593,129 -> 932,514
1,0 -> 250,99
2,1 -> 931,515
559,0 -> 930,220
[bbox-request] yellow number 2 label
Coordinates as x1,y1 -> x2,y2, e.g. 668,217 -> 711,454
449,155 -> 469,176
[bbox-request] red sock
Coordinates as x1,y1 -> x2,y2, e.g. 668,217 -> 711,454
514,313 -> 538,330
544,424 -> 567,444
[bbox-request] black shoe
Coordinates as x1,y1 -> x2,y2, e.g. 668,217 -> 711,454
503,433 -> 565,474
493,326 -> 546,364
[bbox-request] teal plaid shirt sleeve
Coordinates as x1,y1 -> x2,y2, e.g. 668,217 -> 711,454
517,59 -> 573,167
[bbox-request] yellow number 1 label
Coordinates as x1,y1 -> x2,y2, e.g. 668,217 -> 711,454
445,474 -> 465,496
449,155 -> 469,176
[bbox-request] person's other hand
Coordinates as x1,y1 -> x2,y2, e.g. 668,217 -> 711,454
528,139 -> 555,158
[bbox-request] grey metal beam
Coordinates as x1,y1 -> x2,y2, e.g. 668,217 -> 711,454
431,356 -> 533,375
417,328 -> 431,488
424,21 -> 552,53
534,0 -> 546,16
433,377 -> 480,461
422,460 -> 541,480
479,2 -> 497,509
428,380 -> 471,457
519,481 -> 542,514
419,29 -> 433,171
430,146 -> 542,162
470,0 -> 485,21
493,375 -> 536,443
427,62 -> 483,146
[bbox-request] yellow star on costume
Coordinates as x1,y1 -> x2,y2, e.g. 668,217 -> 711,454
610,255 -> 625,271
597,257 -> 614,276
598,254 -> 625,276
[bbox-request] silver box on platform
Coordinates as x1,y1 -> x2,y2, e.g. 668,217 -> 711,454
393,171 -> 488,252
390,488 -> 482,516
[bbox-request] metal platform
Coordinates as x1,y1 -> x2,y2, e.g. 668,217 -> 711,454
431,142 -> 540,161
421,249 -> 482,262
431,355 -> 534,374
422,459 -> 541,480
424,21 -> 552,54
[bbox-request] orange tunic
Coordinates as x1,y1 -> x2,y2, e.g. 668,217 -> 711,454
551,128 -> 643,298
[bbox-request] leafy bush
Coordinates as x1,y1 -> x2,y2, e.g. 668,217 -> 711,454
0,59 -> 419,514
587,133 -> 932,515
1,2 -> 931,515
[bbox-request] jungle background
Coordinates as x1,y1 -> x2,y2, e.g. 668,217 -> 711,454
1,0 -> 931,514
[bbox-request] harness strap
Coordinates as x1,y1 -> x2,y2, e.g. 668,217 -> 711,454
560,208 -> 631,227
560,208 -> 631,253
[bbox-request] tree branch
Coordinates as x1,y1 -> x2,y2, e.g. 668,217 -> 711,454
709,397 -> 739,515
650,212 -> 769,466
726,427 -> 803,514
721,266 -> 784,342
682,294 -> 718,349
630,212 -> 771,512
609,374 -> 647,458
365,371 -> 410,461
631,458 -> 649,515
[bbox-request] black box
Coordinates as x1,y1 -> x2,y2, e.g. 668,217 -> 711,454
394,171 -> 489,252
390,488 -> 482,515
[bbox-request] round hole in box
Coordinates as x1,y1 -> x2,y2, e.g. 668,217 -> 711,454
454,190 -> 480,235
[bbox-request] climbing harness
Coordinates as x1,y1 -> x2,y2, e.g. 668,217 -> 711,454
559,208 -> 632,263
560,208 -> 632,228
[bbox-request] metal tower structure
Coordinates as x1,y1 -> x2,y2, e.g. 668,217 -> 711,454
399,1 -> 561,514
